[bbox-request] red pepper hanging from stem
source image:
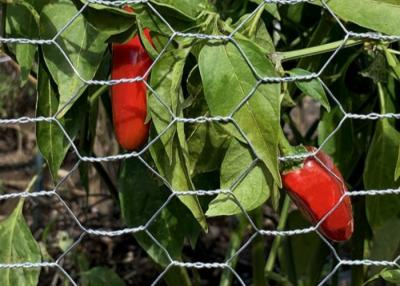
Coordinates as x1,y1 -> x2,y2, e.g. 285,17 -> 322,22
279,130 -> 354,242
111,6 -> 153,150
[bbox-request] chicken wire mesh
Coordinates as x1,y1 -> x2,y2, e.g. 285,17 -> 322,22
0,0 -> 399,285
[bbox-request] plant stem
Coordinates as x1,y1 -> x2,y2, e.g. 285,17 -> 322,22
278,128 -> 307,172
219,215 -> 247,286
89,85 -> 108,106
265,195 -> 291,274
251,207 -> 267,286
351,197 -> 366,286
91,153 -> 119,201
377,83 -> 386,114
296,12 -> 334,71
387,48 -> 400,55
164,266 -> 192,286
331,247 -> 339,286
280,39 -> 364,62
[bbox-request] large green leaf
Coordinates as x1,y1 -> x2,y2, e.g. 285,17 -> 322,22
313,0 -> 400,35
187,122 -> 230,175
151,0 -> 207,20
149,128 -> 207,230
134,0 -> 202,36
396,145 -> 400,181
0,199 -> 41,286
185,66 -> 231,175
278,210 -> 329,286
74,0 -> 136,38
288,68 -> 330,112
364,120 -> 400,271
384,47 -> 400,80
134,4 -> 173,36
206,139 -> 272,216
199,39 -> 281,185
5,1 -> 39,84
119,158 -> 200,266
364,120 -> 400,229
149,39 -> 191,161
368,217 -> 400,269
40,0 -> 108,116
36,60 -> 66,180
318,50 -> 374,178
81,267 -> 125,286
318,106 -> 359,178
25,0 -> 52,13
147,40 -> 206,228
36,59 -> 86,181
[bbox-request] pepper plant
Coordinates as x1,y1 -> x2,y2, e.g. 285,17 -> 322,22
1,0 -> 400,285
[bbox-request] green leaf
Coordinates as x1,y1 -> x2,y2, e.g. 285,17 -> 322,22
134,2 -> 199,36
199,39 -> 281,186
249,0 -> 280,19
147,39 -> 206,228
81,267 -> 125,286
206,139 -> 273,217
395,145 -> 400,181
137,20 -> 158,60
363,273 -> 382,286
278,210 -> 329,286
234,13 -> 275,52
5,1 -> 39,85
134,4 -> 173,36
380,269 -> 400,283
187,122 -> 230,175
149,128 -> 207,230
185,66 -> 231,175
74,0 -> 136,38
285,3 -> 304,24
119,158 -> 183,266
249,19 -> 274,52
383,47 -> 400,80
288,68 -> 330,111
368,217 -> 400,273
25,0 -> 52,13
36,59 -> 87,181
119,158 -> 199,266
364,120 -> 400,229
365,268 -> 400,285
318,106 -> 358,177
0,199 -> 41,286
40,0 -> 108,116
36,60 -> 66,180
318,50 -> 375,178
312,0 -> 400,35
364,121 -> 400,274
149,39 -> 191,161
360,51 -> 389,84
151,0 -> 207,20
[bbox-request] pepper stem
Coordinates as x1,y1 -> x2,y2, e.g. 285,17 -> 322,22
278,127 -> 308,172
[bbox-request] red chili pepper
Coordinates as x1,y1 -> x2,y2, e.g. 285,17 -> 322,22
281,146 -> 353,241
111,6 -> 153,150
